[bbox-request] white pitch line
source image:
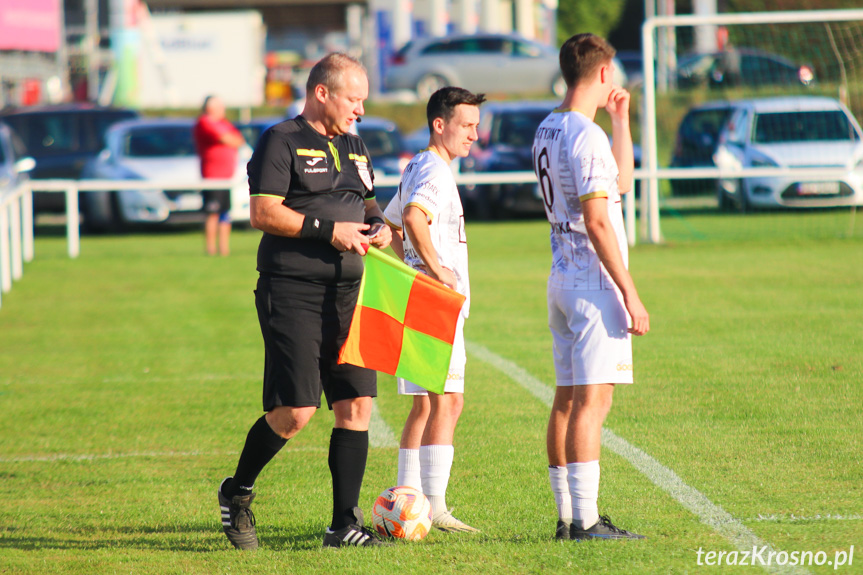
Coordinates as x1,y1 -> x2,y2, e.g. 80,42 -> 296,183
466,341 -> 809,575
3,405 -> 398,463
749,514 -> 862,523
0,447 -> 329,463
369,400 -> 399,448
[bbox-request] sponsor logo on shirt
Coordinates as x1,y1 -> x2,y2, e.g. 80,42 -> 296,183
551,221 -> 574,234
412,181 -> 440,208
299,148 -> 329,174
354,158 -> 373,191
535,126 -> 563,141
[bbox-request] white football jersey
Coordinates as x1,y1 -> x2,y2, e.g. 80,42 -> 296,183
383,149 -> 470,316
532,110 -> 628,291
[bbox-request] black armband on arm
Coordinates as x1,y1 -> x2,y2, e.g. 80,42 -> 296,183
300,215 -> 335,242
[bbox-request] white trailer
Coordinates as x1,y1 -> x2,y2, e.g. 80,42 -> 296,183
137,11 -> 266,109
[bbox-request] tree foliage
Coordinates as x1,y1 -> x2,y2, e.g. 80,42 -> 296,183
713,0 -> 861,11
557,0 -> 628,46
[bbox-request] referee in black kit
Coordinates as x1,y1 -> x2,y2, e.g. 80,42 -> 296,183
217,53 -> 393,550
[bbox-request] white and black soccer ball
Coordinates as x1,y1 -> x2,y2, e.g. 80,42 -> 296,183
371,486 -> 432,541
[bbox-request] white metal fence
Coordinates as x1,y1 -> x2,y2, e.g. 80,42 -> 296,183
0,170 -> 641,311
26,171 -> 639,257
0,181 -> 34,309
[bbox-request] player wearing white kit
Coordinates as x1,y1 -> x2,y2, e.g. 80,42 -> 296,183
532,33 -> 650,541
383,86 -> 485,533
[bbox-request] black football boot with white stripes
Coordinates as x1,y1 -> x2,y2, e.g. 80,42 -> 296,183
322,507 -> 390,548
218,477 -> 259,550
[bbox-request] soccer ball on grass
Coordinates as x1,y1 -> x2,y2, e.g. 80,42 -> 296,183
370,486 -> 432,541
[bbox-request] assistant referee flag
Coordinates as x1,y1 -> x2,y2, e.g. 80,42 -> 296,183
338,247 -> 466,395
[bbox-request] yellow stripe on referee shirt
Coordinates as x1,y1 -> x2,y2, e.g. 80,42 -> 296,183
297,149 -> 327,157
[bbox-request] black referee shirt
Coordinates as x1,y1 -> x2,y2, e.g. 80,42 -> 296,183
248,116 -> 376,284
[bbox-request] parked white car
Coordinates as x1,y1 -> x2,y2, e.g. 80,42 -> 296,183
0,122 -> 35,195
714,96 -> 863,211
80,118 -> 251,231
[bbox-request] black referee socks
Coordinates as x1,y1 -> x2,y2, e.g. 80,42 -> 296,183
328,428 -> 369,530
226,415 -> 288,498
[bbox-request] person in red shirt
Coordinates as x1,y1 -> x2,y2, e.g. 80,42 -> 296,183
194,95 -> 245,255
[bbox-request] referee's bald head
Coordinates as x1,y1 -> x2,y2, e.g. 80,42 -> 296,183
306,53 -> 367,95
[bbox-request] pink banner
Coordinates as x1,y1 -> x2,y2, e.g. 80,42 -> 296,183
0,0 -> 61,52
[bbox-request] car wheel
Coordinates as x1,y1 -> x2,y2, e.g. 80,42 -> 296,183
552,75 -> 567,98
416,74 -> 448,100
473,185 -> 505,221
717,184 -> 734,211
81,191 -> 122,233
736,179 -> 750,213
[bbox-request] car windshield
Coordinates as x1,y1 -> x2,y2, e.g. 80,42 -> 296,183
682,108 -> 733,141
5,113 -> 80,155
753,110 -> 859,143
239,125 -> 267,148
123,126 -> 196,157
423,37 -> 503,55
358,127 -> 401,158
491,110 -> 551,147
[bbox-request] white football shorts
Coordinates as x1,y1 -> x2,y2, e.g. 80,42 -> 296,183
548,286 -> 633,386
398,314 -> 466,395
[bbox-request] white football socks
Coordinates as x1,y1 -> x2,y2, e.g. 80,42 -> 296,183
420,444 -> 454,515
548,465 -> 572,523
567,460 -> 600,530
397,448 -> 422,490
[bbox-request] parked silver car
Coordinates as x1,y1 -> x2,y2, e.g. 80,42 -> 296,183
714,96 -> 863,211
384,33 -> 628,100
80,118 -> 251,230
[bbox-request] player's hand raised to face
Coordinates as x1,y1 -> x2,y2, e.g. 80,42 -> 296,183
605,86 -> 630,121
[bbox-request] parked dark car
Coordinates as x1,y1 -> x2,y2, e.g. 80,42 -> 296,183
0,104 -> 139,212
676,48 -> 814,89
356,116 -> 411,207
236,117 -> 282,149
670,100 -> 739,195
460,101 -> 557,219
462,101 -> 642,218
616,50 -> 644,87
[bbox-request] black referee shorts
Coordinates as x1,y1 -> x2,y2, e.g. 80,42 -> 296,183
255,275 -> 376,411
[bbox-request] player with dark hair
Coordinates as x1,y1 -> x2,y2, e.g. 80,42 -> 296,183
217,52 -> 393,550
533,33 -> 649,541
384,86 -> 485,533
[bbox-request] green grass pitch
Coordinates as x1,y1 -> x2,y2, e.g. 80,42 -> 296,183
0,217 -> 860,574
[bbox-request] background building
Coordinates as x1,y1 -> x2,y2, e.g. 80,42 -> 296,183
0,0 -> 559,107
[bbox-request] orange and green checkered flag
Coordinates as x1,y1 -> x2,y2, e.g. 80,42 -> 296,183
338,247 -> 466,395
